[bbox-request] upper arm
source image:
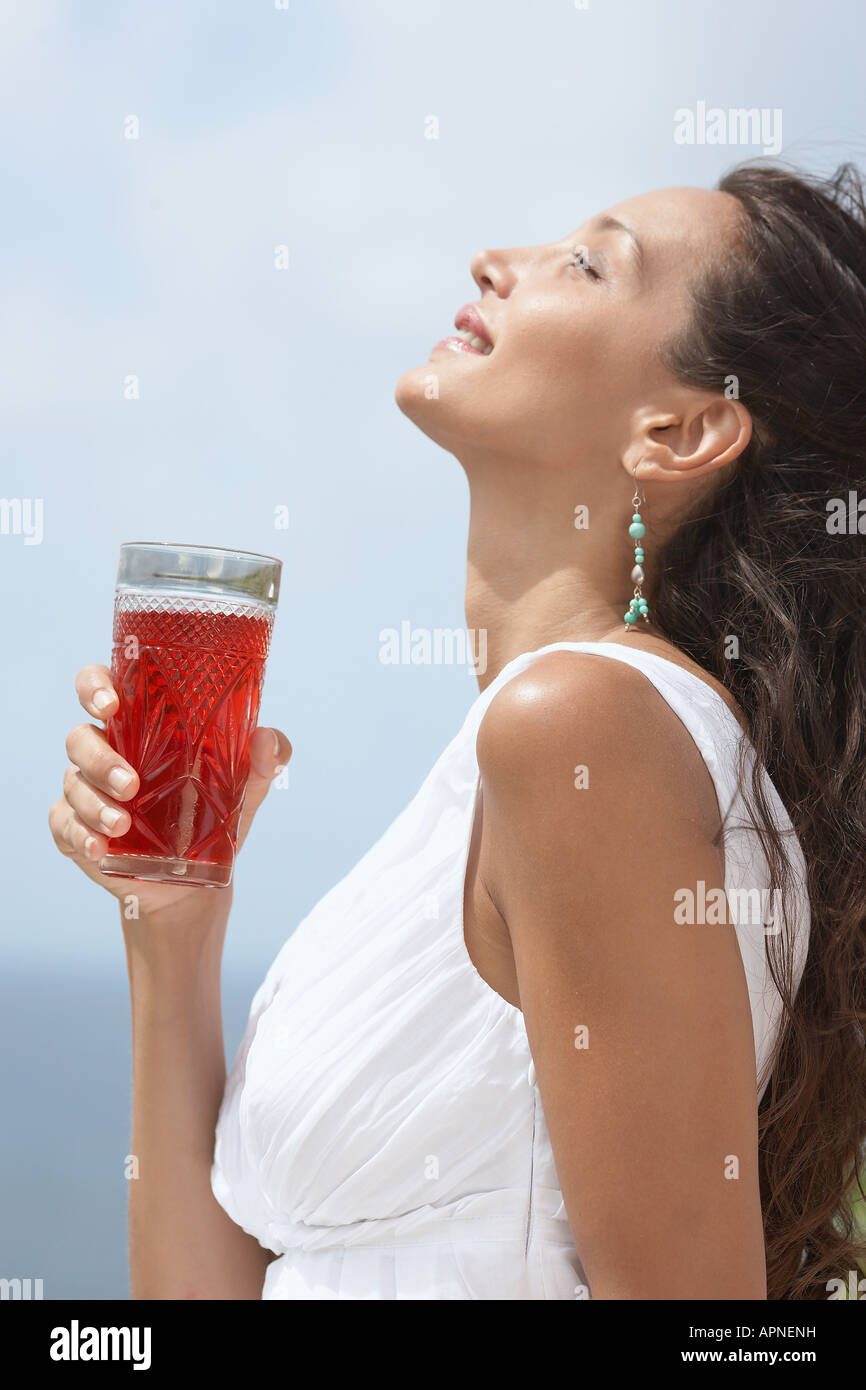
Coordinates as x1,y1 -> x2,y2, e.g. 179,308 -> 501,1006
477,652 -> 766,1299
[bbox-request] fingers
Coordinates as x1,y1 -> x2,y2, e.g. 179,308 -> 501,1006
48,798 -> 105,862
75,664 -> 118,720
248,726 -> 292,781
238,729 -> 292,845
50,665 -> 128,870
62,763 -> 132,838
65,723 -> 139,800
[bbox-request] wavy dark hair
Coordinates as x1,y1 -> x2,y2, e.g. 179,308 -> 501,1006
655,160 -> 866,1299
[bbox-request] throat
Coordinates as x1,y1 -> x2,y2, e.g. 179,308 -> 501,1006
464,481 -> 635,691
465,565 -> 625,692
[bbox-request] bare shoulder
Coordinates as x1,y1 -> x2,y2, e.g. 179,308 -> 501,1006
474,648 -> 763,1300
477,649 -> 721,837
478,649 -> 653,766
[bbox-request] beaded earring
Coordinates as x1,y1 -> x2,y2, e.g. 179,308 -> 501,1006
624,466 -> 649,631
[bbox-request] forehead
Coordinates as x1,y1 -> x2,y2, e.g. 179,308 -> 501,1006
592,186 -> 742,272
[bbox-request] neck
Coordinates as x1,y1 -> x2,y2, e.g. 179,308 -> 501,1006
465,466 -> 642,690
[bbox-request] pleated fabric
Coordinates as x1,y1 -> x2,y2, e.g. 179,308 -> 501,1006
211,642 -> 811,1299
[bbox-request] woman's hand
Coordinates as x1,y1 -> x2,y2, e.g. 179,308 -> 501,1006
47,661 -> 290,1298
48,662 -> 291,917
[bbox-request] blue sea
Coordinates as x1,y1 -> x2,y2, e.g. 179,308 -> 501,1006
0,965 -> 261,1300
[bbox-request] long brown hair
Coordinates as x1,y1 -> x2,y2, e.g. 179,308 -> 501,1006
656,160 -> 866,1299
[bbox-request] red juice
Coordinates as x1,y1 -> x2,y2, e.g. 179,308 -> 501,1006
101,597 -> 274,886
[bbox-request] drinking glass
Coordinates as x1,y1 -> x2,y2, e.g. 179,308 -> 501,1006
99,542 -> 281,887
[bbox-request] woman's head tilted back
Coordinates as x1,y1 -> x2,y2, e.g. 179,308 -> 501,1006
398,161 -> 866,1298
395,183 -> 754,543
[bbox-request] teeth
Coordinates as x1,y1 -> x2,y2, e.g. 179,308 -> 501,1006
453,326 -> 492,354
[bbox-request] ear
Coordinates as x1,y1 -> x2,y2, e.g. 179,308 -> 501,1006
624,393 -> 752,483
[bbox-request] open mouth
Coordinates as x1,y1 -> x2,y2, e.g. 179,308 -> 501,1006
451,327 -> 493,354
432,329 -> 493,356
432,305 -> 494,358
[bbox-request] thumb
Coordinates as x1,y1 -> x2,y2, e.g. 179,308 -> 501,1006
240,726 -> 292,833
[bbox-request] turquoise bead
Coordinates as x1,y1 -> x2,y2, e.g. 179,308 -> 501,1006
628,522 -> 646,539
624,611 -> 638,625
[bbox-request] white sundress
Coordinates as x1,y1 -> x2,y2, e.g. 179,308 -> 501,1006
211,641 -> 811,1299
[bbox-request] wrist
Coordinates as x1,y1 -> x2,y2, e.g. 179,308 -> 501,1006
121,889 -> 231,976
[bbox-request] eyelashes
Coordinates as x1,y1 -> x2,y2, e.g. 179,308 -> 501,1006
571,244 -> 602,281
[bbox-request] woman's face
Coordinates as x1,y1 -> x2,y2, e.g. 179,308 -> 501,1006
395,186 -> 742,476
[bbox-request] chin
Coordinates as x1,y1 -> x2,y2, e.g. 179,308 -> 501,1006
394,357 -> 489,459
394,362 -> 441,428
397,369 -> 467,455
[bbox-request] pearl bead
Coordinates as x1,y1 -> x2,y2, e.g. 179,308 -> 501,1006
631,565 -> 645,584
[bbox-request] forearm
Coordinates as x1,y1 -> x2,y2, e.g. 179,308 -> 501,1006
123,897 -> 271,1300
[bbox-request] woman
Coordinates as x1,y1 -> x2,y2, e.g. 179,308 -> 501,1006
50,161 -> 866,1301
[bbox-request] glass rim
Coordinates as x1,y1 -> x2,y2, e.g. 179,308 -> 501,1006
116,541 -> 282,608
120,541 -> 282,566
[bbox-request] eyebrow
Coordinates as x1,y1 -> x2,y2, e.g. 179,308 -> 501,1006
590,215 -> 644,275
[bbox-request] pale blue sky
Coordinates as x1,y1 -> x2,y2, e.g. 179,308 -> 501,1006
1,0 -> 863,990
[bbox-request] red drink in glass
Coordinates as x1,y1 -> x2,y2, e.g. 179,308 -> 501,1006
99,544 -> 281,888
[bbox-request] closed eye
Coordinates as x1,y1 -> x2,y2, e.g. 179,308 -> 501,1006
571,245 -> 602,281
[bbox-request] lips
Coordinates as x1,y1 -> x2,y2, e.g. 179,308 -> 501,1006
454,304 -> 493,350
431,303 -> 494,357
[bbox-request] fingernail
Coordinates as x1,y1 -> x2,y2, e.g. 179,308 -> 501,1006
100,805 -> 124,831
108,767 -> 134,793
271,729 -> 280,757
84,835 -> 97,858
93,688 -> 115,712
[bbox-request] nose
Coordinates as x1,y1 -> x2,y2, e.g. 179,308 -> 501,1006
470,247 -> 517,297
